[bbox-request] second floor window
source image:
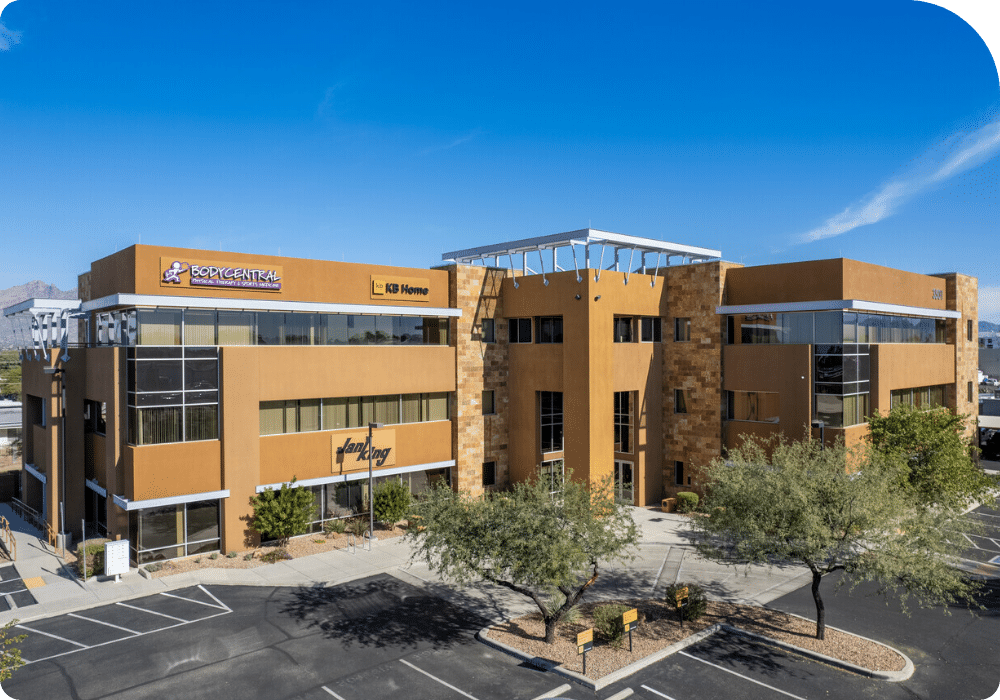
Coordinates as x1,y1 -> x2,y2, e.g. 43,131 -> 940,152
509,318 -> 532,343
540,391 -> 564,453
613,317 -> 633,343
536,317 -> 563,344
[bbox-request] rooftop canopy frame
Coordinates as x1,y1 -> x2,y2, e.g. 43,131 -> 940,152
3,299 -> 83,362
442,229 -> 721,288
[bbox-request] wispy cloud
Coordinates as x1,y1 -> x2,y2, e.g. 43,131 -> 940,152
798,119 -> 1000,243
420,129 -> 481,155
980,286 -> 1000,323
0,22 -> 20,51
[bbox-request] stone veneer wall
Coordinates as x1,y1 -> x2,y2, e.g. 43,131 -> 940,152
662,261 -> 741,498
936,273 -> 978,441
447,264 -> 509,495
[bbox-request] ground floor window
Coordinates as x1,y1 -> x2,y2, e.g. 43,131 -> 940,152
300,467 -> 452,533
129,499 -> 221,564
85,489 -> 107,538
539,459 -> 564,494
614,460 -> 633,504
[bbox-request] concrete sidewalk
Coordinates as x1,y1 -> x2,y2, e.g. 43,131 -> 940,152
0,504 -> 813,627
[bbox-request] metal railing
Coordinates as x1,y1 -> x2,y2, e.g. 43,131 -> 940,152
10,497 -> 58,552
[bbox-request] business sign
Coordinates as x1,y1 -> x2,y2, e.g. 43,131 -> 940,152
576,628 -> 593,654
160,257 -> 283,292
104,539 -> 130,579
622,607 -> 638,632
332,429 -> 396,471
370,275 -> 430,302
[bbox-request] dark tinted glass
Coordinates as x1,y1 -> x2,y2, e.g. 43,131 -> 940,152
185,360 -> 219,390
257,312 -> 282,345
185,390 -> 219,404
136,347 -> 183,359
135,360 -> 183,391
398,316 -> 423,345
136,392 -> 183,406
815,355 -> 843,382
185,347 -> 218,359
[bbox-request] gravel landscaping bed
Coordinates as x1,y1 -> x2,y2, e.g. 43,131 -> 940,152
487,598 -> 905,680
144,524 -> 407,578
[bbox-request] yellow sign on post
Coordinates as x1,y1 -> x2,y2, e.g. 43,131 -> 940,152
676,587 -> 689,606
576,628 -> 593,653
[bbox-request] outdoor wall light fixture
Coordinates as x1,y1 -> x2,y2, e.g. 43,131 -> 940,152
594,295 -> 601,301
575,294 -> 581,300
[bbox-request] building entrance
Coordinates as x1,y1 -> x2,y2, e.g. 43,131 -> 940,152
614,460 -> 633,505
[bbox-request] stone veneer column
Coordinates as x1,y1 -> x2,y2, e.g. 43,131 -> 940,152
447,264 -> 509,495
662,261 -> 738,498
937,273 -> 978,440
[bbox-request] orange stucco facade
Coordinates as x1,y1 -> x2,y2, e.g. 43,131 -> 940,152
12,240 -> 975,564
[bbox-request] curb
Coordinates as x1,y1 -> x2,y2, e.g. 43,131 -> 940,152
720,624 -> 915,682
477,617 -> 915,689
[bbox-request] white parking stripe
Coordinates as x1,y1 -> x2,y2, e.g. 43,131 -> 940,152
531,684 -> 572,700
399,658 -> 479,699
679,651 -> 809,700
116,602 -> 189,623
198,584 -> 231,611
641,685 -> 679,700
159,591 -> 227,611
15,624 -> 88,648
321,686 -> 348,700
68,613 -> 139,636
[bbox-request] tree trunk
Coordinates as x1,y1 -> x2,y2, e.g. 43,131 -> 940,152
543,614 -> 559,644
811,569 -> 825,640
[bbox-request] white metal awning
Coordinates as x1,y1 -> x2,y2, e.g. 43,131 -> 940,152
2,298 -> 83,361
441,229 -> 721,287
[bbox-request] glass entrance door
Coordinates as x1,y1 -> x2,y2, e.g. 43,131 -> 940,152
614,460 -> 633,505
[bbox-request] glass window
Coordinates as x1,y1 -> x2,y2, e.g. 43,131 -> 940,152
185,500 -> 220,544
397,316 -> 423,345
138,309 -> 182,345
375,315 -> 395,345
374,395 -> 400,424
674,389 -> 688,414
482,461 -> 496,487
674,461 -> 684,486
641,317 -> 662,342
185,405 -> 218,441
284,314 -> 315,345
184,310 -> 217,346
613,317 -> 633,343
257,312 -> 283,346
482,390 -> 496,415
815,394 -> 844,428
540,391 -> 563,452
350,315 -> 376,345
184,359 -> 218,391
674,317 -> 691,342
814,311 -> 842,344
539,459 -> 564,494
842,312 -> 857,343
298,399 -> 321,431
727,391 -> 780,422
136,360 -> 183,392
217,311 -> 255,345
537,317 -> 563,344
136,407 -> 183,445
322,315 -> 351,345
320,397 -> 345,430
423,392 -> 449,421
614,391 -> 632,453
481,318 -> 496,343
509,318 -> 532,343
260,401 -> 286,435
422,317 -> 449,345
401,394 -> 421,423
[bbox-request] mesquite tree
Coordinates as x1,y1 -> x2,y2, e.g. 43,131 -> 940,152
693,437 -> 978,640
407,475 -> 639,643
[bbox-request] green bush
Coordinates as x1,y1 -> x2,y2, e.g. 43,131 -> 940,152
76,540 -> 109,578
373,479 -> 412,526
593,603 -> 631,646
664,582 -> 708,621
209,553 -> 219,560
323,518 -> 347,535
249,479 -> 317,546
345,518 -> 367,537
544,589 -> 581,625
227,551 -> 238,558
243,553 -> 254,561
144,562 -> 164,573
260,548 -> 291,564
676,492 -> 699,513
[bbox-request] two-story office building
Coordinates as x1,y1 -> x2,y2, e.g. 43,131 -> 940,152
5,230 -> 977,563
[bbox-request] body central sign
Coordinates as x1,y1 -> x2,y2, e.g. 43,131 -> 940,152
160,257 -> 283,292
371,275 -> 430,302
332,429 -> 396,471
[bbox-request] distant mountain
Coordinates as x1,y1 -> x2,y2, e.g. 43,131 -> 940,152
0,282 -> 79,350
981,321 -> 1000,333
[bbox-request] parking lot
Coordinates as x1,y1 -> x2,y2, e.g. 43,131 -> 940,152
962,502 -> 1000,570
9,572 -> 986,700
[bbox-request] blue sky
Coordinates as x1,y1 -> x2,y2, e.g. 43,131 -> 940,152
1,1 -> 999,319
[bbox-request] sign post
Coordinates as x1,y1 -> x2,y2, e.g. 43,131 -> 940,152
577,628 -> 593,676
675,586 -> 689,629
622,608 -> 638,653
104,539 -> 129,583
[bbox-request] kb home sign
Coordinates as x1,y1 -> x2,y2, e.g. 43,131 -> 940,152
371,275 -> 430,302
333,429 -> 396,471
161,257 -> 283,292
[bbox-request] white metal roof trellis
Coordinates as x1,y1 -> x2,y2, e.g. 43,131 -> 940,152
441,229 -> 721,287
3,299 -> 83,362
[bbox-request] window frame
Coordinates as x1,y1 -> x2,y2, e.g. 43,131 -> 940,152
508,318 -> 533,344
481,318 -> 496,343
539,391 -> 564,453
640,317 -> 662,343
674,317 -> 691,342
536,316 -> 564,344
674,389 -> 688,414
613,317 -> 634,343
482,390 -> 496,416
482,461 -> 496,488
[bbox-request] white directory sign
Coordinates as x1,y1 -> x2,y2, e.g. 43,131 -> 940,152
104,539 -> 130,580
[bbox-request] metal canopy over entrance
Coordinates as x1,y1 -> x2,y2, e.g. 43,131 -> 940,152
441,229 -> 721,287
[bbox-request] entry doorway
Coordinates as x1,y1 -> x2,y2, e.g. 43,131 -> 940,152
614,460 -> 633,505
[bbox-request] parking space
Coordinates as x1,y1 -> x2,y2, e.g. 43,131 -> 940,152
15,584 -> 231,665
0,563 -> 38,610
963,502 -> 1000,567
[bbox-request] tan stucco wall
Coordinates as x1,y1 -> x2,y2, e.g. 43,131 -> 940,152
125,441 -> 223,501
870,344 -> 957,415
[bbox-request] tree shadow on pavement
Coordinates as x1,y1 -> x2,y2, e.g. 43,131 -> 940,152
276,573 -> 490,651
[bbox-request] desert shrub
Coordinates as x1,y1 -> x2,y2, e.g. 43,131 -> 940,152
544,589 -> 581,625
664,582 -> 708,621
593,603 -> 631,646
209,553 -> 219,560
144,562 -> 163,573
345,518 -> 367,537
227,551 -> 238,558
373,479 -> 412,526
75,540 -> 109,579
260,548 -> 292,564
676,492 -> 699,513
323,518 -> 347,535
243,553 -> 254,561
